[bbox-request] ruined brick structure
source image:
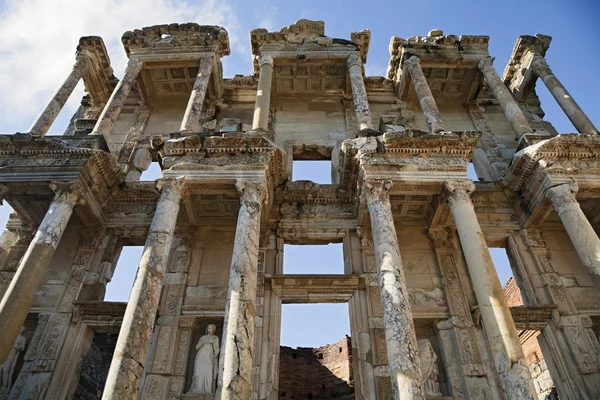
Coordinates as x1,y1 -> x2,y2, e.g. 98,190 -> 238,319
0,18 -> 599,400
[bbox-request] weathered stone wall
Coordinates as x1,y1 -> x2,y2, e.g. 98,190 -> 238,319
74,333 -> 118,400
279,336 -> 354,400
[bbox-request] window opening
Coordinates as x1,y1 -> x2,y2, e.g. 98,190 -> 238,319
292,160 -> 332,184
105,246 -> 143,302
140,161 -> 162,181
283,243 -> 344,274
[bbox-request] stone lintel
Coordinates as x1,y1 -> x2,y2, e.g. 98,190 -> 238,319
267,274 -> 362,303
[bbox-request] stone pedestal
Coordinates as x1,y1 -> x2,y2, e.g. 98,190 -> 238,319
478,57 -> 533,137
531,56 -> 598,135
546,182 -> 600,292
29,56 -> 87,136
102,179 -> 186,400
347,54 -> 374,132
217,181 -> 265,400
91,58 -> 143,137
404,56 -> 445,133
0,182 -> 83,364
363,180 -> 424,400
251,56 -> 274,131
443,181 -> 535,399
180,55 -> 214,133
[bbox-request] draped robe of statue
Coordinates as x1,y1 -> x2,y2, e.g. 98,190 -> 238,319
418,338 -> 442,397
0,326 -> 26,393
189,324 -> 220,394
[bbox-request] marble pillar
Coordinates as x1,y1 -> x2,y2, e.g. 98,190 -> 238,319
102,178 -> 186,400
531,55 -> 598,134
346,54 -> 374,132
363,180 -> 424,400
180,55 -> 214,133
217,181 -> 265,400
0,182 -> 83,364
91,58 -> 143,137
251,55 -> 274,131
404,56 -> 445,133
443,180 -> 536,399
546,181 -> 600,292
29,56 -> 87,136
478,56 -> 533,137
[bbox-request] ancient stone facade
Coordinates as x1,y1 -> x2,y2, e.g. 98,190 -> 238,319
0,19 -> 599,400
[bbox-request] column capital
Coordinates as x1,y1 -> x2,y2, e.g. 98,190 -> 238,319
125,57 -> 144,75
49,181 -> 86,207
530,54 -> 551,77
158,178 -> 188,202
260,54 -> 274,67
545,181 -> 578,210
235,180 -> 267,204
73,53 -> 89,75
477,56 -> 496,72
363,179 -> 392,204
404,55 -> 421,67
442,180 -> 475,208
346,53 -> 362,69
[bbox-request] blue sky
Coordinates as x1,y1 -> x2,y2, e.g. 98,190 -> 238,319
0,0 -> 598,347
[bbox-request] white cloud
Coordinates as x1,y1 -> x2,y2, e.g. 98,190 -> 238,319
0,0 -> 243,133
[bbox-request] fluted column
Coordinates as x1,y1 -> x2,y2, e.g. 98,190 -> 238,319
180,55 -> 214,132
531,55 -> 598,134
363,180 -> 424,400
251,55 -> 274,131
0,182 -> 83,363
91,58 -> 143,137
443,180 -> 535,399
102,178 -> 186,400
29,55 -> 87,136
404,56 -> 445,133
478,56 -> 533,137
346,54 -> 374,132
546,181 -> 600,292
217,181 -> 265,400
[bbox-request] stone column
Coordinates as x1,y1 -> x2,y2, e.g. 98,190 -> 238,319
217,181 -> 265,400
531,55 -> 599,134
102,178 -> 186,400
478,56 -> 533,137
0,182 -> 83,363
404,56 -> 445,133
251,55 -> 274,131
443,180 -> 535,399
546,181 -> 600,292
180,55 -> 214,132
346,54 -> 374,132
91,58 -> 143,137
363,180 -> 424,400
29,55 -> 87,136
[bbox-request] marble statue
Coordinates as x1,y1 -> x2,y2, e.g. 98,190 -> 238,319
188,324 -> 220,394
0,326 -> 26,393
418,338 -> 442,397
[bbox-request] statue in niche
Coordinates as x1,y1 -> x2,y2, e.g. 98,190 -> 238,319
188,324 -> 220,394
418,338 -> 442,397
0,326 -> 26,393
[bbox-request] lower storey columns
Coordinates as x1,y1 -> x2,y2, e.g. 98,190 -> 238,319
443,180 -> 536,399
404,56 -> 445,133
251,55 -> 274,131
363,180 -> 424,399
180,55 -> 214,133
217,181 -> 266,400
531,55 -> 599,135
102,178 -> 187,400
346,54 -> 374,132
546,181 -> 600,293
0,182 -> 83,363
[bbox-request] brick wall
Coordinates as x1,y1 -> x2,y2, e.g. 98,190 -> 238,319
279,335 -> 354,400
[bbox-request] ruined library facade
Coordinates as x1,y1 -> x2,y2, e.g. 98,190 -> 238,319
0,18 -> 599,400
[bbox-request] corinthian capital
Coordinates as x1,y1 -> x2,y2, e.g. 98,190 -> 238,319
362,179 -> 392,204
545,181 -> 578,211
477,56 -> 495,72
346,53 -> 362,69
260,55 -> 274,67
531,55 -> 552,77
442,180 -> 475,208
158,178 -> 188,203
235,180 -> 267,204
49,181 -> 86,208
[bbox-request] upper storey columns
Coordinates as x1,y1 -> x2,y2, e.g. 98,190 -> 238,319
180,55 -> 215,133
29,54 -> 87,136
531,55 -> 599,134
346,54 -> 374,132
478,57 -> 533,137
404,56 -> 445,133
251,55 -> 274,132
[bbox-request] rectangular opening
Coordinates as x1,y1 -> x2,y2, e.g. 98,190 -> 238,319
289,142 -> 335,184
140,161 -> 162,181
467,162 -> 478,181
105,246 -> 143,302
74,332 -> 118,398
292,160 -> 332,184
283,243 -> 344,274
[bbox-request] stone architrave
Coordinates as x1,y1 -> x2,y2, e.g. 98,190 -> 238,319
443,180 -> 536,399
0,182 -> 83,364
363,180 -> 424,400
404,56 -> 445,133
531,55 -> 599,135
102,178 -> 187,400
29,55 -> 87,136
546,181 -> 600,292
251,55 -> 274,131
477,56 -> 533,137
180,55 -> 215,133
346,54 -> 374,132
91,58 -> 143,137
217,181 -> 265,400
